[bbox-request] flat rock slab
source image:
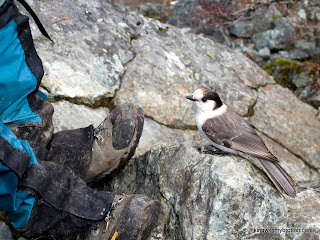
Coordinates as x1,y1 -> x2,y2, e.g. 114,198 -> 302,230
52,101 -> 109,132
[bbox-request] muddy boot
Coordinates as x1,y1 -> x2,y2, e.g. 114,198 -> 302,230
87,194 -> 161,240
85,104 -> 144,182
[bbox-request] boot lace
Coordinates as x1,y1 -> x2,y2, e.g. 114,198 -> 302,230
91,195 -> 125,236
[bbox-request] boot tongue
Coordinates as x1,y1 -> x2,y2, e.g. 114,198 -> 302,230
16,0 -> 54,42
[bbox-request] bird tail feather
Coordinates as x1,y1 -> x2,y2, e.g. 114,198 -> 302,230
258,158 -> 296,197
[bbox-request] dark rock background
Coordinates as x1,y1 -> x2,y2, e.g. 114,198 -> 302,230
134,0 -> 320,112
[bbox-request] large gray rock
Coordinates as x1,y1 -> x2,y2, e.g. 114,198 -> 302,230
52,101 -> 109,132
229,22 -> 254,38
24,0 -> 136,103
252,18 -> 295,51
292,72 -> 315,88
289,40 -> 320,60
105,142 -> 320,240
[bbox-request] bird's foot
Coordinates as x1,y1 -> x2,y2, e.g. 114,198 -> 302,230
202,146 -> 226,155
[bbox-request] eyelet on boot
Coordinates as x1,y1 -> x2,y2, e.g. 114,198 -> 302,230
91,227 -> 100,237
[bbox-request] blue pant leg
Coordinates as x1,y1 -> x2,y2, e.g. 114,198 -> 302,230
0,0 -> 42,229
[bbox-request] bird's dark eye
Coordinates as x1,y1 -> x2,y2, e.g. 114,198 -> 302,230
202,97 -> 207,102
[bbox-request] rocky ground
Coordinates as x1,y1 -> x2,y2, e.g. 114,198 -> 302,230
0,0 -> 320,239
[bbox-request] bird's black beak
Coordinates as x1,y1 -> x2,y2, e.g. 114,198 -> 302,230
186,95 -> 196,101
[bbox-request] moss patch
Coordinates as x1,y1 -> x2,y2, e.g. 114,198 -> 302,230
159,26 -> 169,33
262,58 -> 302,89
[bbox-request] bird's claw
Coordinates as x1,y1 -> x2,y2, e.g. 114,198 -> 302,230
202,146 -> 226,155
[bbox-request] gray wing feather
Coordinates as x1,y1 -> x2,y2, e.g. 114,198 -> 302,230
202,107 -> 296,196
202,108 -> 277,162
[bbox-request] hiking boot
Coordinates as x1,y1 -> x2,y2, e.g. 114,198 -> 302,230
87,194 -> 161,240
85,105 -> 144,182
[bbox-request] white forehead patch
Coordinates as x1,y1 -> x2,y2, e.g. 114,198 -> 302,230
192,89 -> 204,100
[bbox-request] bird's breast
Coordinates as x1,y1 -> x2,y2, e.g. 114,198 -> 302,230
194,104 -> 227,128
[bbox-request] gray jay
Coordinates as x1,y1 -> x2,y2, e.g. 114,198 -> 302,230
186,88 -> 296,197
